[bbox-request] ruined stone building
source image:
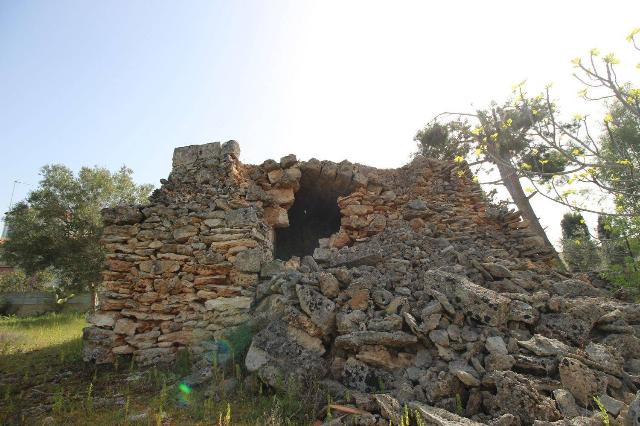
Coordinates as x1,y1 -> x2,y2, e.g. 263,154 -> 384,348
84,141 -> 640,425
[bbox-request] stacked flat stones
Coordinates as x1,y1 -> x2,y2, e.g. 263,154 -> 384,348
84,141 -> 640,425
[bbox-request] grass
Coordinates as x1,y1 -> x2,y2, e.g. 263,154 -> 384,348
0,312 -> 319,425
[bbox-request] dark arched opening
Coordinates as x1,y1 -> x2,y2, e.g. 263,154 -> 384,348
274,173 -> 345,260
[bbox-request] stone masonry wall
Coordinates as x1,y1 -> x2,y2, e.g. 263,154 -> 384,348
83,141 -> 640,424
83,141 -> 553,367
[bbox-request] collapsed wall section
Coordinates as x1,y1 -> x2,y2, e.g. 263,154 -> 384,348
83,141 -> 553,366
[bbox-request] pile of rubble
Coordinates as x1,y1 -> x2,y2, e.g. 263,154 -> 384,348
84,141 -> 640,425
248,230 -> 640,425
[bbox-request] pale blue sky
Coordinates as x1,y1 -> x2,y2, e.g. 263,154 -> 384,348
1,0 -> 639,244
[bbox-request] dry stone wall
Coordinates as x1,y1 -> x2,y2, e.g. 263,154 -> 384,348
84,141 -> 640,425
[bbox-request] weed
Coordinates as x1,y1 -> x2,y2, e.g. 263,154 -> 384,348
400,404 -> 410,426
456,393 -> 464,416
413,408 -> 427,426
52,388 -> 64,415
85,382 -> 94,412
593,396 -> 610,426
0,312 -> 322,425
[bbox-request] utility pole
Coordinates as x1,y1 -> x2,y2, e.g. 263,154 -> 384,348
1,180 -> 28,239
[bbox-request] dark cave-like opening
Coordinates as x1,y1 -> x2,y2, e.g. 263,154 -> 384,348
274,176 -> 344,260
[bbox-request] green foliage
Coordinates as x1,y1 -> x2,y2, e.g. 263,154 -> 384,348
415,98 -> 569,179
602,256 -> 640,290
518,146 -> 567,183
414,122 -> 472,160
1,312 -> 321,424
222,323 -> 254,361
561,212 -> 589,240
0,295 -> 8,315
561,234 -> 601,273
455,393 -> 464,416
593,396 -> 610,426
599,100 -> 640,216
560,213 -> 601,272
416,31 -> 640,263
598,215 -> 640,290
0,268 -> 56,293
1,165 -> 152,292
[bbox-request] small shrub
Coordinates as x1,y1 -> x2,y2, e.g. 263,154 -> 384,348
0,295 -> 9,315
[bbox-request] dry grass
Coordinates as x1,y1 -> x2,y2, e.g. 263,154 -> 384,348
0,313 -> 318,425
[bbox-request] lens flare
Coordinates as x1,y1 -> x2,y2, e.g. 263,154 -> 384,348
215,339 -> 232,365
178,382 -> 192,395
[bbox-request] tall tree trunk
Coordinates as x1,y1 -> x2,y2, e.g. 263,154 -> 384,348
494,159 -> 562,265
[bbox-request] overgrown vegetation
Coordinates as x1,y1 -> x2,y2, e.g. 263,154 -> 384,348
560,212 -> 600,273
415,29 -> 640,289
0,313 -> 319,425
1,165 -> 153,294
0,268 -> 56,293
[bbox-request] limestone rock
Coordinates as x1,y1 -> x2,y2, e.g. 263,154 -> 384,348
234,248 -> 263,273
425,270 -> 510,327
86,141 -> 640,426
296,284 -> 336,335
486,336 -> 508,355
102,206 -> 143,225
553,389 -> 580,418
484,371 -> 561,424
245,320 -> 328,390
318,273 -> 340,298
334,331 -> 418,351
559,357 -> 607,407
407,402 -> 485,425
628,391 -> 640,426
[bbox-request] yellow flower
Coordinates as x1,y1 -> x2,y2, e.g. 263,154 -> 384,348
604,53 -> 620,65
470,127 -> 483,136
603,113 -> 614,124
454,155 -> 465,163
571,57 -> 581,66
474,148 -> 482,156
457,170 -> 466,177
627,27 -> 640,42
616,159 -> 632,166
590,48 -> 600,56
511,80 -> 527,91
521,163 -> 532,171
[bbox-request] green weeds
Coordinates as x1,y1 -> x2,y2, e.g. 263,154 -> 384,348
0,312 -> 319,425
